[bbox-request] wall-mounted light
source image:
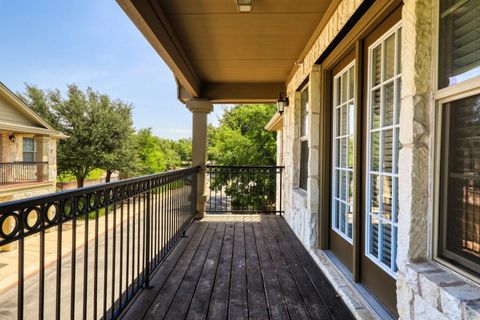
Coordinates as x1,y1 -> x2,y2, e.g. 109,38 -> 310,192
8,133 -> 16,143
277,92 -> 289,115
235,0 -> 255,12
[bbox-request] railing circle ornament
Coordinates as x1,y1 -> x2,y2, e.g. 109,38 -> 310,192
45,203 -> 60,225
23,207 -> 42,232
0,212 -> 20,240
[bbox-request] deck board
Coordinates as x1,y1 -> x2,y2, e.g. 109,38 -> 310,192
121,215 -> 353,320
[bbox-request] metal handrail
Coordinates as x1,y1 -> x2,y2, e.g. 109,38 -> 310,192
0,166 -> 199,319
205,165 -> 283,215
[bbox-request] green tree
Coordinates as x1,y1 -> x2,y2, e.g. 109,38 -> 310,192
173,138 -> 192,165
100,100 -> 137,182
208,104 -> 277,165
134,128 -> 166,175
208,104 -> 277,212
21,84 -> 136,188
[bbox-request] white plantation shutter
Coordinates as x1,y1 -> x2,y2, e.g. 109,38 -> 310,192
440,94 -> 480,276
440,0 -> 480,87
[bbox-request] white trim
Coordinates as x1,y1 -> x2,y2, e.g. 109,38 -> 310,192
331,61 -> 355,243
365,21 -> 402,278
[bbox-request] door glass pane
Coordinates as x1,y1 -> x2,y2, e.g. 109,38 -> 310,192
381,176 -> 393,220
370,174 -> 380,214
371,89 -> 381,129
349,67 -> 355,99
367,24 -> 401,275
381,223 -> 393,267
383,129 -> 393,172
369,214 -> 379,257
384,82 -> 394,126
384,33 -> 396,80
341,105 -> 348,136
372,46 -> 382,86
371,131 -> 380,171
341,73 -> 348,104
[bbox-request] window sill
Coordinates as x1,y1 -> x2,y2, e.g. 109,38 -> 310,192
404,260 -> 480,319
293,187 -> 307,198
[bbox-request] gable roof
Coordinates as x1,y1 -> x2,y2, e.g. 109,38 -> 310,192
0,82 -> 66,138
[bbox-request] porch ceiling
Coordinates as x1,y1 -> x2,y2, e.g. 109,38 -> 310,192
117,0 -> 335,103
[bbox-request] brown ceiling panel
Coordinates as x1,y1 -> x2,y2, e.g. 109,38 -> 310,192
195,60 -> 292,82
161,0 -> 330,14
168,13 -> 322,61
118,0 -> 335,101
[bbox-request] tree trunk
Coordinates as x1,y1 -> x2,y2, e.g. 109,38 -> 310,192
77,177 -> 85,188
106,170 -> 112,183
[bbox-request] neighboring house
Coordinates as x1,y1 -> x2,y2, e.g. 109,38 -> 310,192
0,82 -> 65,250
118,0 -> 480,318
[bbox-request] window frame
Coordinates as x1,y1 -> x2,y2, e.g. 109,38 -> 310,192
22,137 -> 36,162
299,85 -> 309,190
433,87 -> 480,284
331,61 -> 356,243
365,21 -> 402,278
432,0 -> 480,284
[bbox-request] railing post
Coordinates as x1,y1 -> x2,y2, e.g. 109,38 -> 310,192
144,179 -> 153,289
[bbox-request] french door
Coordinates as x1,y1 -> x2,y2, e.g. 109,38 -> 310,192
329,51 -> 356,271
328,9 -> 402,316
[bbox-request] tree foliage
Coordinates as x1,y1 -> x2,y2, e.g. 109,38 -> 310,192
208,104 -> 277,165
21,84 -> 193,188
21,84 -> 136,187
207,104 -> 277,212
133,129 -> 192,175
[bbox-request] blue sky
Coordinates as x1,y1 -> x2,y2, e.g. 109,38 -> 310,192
0,1 -> 227,139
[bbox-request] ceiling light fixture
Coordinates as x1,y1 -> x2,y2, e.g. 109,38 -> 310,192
235,0 -> 255,13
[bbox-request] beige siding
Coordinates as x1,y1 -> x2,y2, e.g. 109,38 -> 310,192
0,95 -> 41,127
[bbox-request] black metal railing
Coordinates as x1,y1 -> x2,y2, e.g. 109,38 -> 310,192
0,166 -> 198,320
0,162 -> 49,185
205,165 -> 283,214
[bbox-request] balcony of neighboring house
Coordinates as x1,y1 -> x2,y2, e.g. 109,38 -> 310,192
0,135 -> 50,189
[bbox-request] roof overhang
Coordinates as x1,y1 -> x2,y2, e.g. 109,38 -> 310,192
0,82 -> 67,139
265,112 -> 283,132
117,0 -> 337,103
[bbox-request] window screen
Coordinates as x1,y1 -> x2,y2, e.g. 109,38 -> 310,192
439,94 -> 480,276
439,0 -> 480,88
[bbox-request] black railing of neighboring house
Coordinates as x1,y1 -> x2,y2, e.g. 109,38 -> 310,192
0,166 -> 198,320
205,165 -> 284,215
0,162 -> 49,185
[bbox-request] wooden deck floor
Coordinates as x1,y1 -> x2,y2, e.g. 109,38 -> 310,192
121,215 -> 353,320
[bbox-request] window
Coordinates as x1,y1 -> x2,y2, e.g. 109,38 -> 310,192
438,94 -> 480,277
23,138 -> 36,162
332,62 -> 355,241
438,0 -> 480,88
435,0 -> 480,281
299,87 -> 309,190
366,23 -> 402,275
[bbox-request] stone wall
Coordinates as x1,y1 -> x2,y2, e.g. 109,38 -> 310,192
280,0 -> 480,319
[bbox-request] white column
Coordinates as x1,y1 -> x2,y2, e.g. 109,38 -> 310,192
186,99 -> 213,218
